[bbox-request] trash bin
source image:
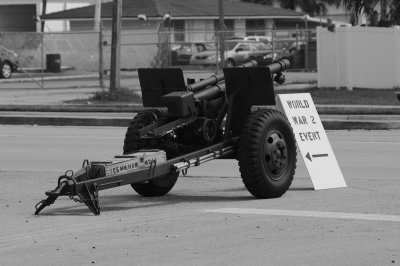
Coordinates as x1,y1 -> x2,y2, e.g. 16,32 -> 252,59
46,54 -> 61,73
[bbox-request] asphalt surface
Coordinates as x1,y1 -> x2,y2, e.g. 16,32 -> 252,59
0,71 -> 399,130
0,126 -> 399,265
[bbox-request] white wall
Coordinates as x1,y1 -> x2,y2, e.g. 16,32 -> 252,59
317,26 -> 400,89
186,20 -> 215,42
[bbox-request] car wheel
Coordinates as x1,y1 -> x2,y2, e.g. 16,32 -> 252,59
0,62 -> 12,79
225,58 -> 235,68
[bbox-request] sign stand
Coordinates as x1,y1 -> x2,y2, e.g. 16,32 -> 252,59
276,93 -> 347,190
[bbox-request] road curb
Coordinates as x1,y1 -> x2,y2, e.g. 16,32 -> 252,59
0,104 -> 145,113
0,74 -> 99,84
0,104 -> 399,115
316,105 -> 400,115
0,116 -> 130,127
0,115 -> 399,130
322,119 -> 400,130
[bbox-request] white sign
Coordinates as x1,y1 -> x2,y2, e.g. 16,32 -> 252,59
276,93 -> 347,190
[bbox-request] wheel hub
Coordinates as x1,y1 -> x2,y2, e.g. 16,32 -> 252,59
272,140 -> 286,169
264,132 -> 288,180
2,64 -> 11,78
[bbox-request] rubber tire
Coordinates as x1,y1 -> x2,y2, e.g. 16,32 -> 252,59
129,171 -> 179,197
123,110 -> 160,154
0,62 -> 12,79
225,58 -> 235,68
238,108 -> 297,198
123,110 -> 179,197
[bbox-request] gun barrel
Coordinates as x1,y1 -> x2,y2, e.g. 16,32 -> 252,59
194,82 -> 226,100
187,74 -> 225,92
268,59 -> 290,74
188,60 -> 261,93
193,59 -> 289,100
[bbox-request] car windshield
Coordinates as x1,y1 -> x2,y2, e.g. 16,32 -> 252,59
204,43 -> 217,50
253,42 -> 268,50
0,45 -> 13,54
226,41 -> 240,50
0,45 -> 17,58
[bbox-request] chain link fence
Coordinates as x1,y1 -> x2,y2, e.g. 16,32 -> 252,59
166,28 -> 316,70
0,31 -> 99,70
0,28 -> 316,87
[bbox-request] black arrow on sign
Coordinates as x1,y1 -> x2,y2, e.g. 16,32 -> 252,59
305,152 -> 328,162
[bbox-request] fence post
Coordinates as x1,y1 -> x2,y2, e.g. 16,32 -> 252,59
394,27 -> 400,88
218,0 -> 225,69
41,32 -> 44,87
305,29 -> 309,70
99,23 -> 105,90
271,29 -> 275,63
316,27 -> 321,88
215,33 -> 220,74
344,27 -> 352,90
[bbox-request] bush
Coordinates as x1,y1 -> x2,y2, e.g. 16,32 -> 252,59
92,87 -> 142,103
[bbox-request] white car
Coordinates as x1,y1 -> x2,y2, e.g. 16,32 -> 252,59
244,36 -> 272,47
190,40 -> 277,67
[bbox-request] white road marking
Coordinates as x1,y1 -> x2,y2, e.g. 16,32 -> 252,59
205,208 -> 400,222
0,135 -> 121,139
339,141 -> 400,145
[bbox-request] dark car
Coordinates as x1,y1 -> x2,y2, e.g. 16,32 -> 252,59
0,45 -> 19,79
171,42 -> 215,65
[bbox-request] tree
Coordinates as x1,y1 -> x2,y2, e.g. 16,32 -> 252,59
388,0 -> 400,25
336,0 -> 378,25
242,0 -> 336,16
280,0 -> 337,16
337,0 -> 400,26
243,0 -> 274,5
243,0 -> 400,26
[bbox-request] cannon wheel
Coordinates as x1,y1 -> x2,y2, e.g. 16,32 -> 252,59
238,108 -> 297,198
123,110 -> 179,197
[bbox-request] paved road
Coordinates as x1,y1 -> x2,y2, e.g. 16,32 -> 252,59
0,126 -> 399,265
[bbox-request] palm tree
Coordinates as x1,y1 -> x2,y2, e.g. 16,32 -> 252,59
243,0 -> 400,25
280,0 -> 337,16
242,0 -> 335,16
243,0 -> 274,4
337,0 -> 400,26
334,0 -> 378,25
388,0 -> 400,25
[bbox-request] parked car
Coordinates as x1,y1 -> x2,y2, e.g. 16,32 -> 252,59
244,35 -> 272,46
171,42 -> 216,65
0,45 -> 19,79
189,40 -> 278,67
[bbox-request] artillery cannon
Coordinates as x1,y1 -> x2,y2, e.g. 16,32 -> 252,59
35,58 -> 296,215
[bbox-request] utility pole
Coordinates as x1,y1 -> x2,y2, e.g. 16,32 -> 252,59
41,0 -> 47,32
110,0 -> 122,97
95,0 -> 104,90
218,0 -> 225,68
94,0 -> 102,32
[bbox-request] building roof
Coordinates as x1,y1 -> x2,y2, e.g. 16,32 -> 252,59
42,0 -> 305,20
